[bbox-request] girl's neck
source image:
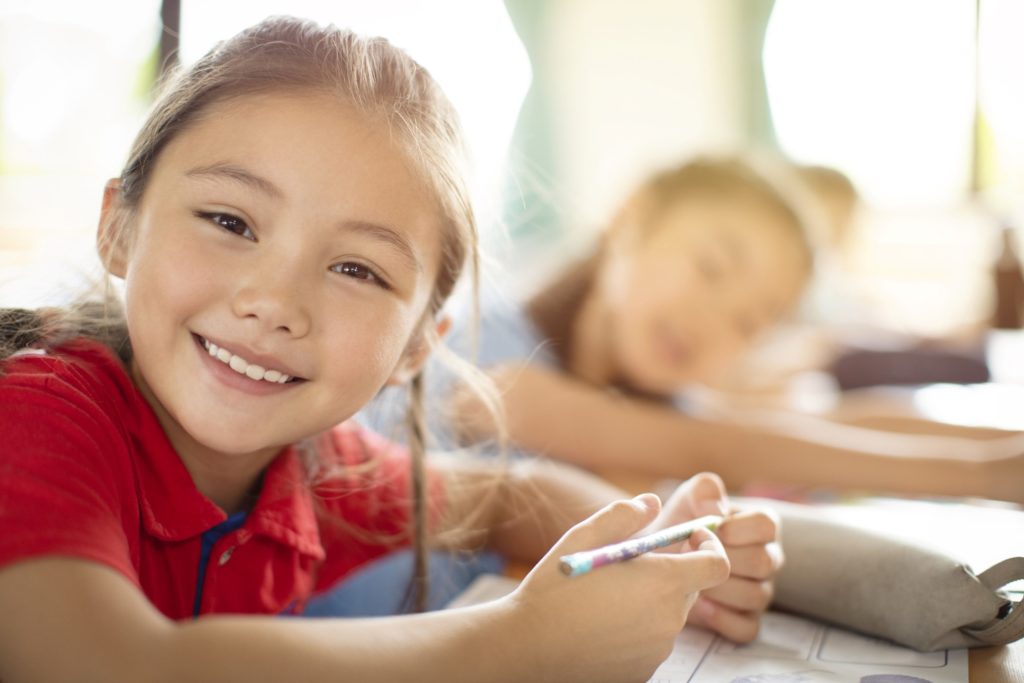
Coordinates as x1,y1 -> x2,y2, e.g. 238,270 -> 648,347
527,246 -> 616,387
175,448 -> 270,514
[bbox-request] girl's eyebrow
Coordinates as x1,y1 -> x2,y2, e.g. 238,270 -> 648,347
339,220 -> 423,274
714,231 -> 746,268
184,161 -> 423,274
185,162 -> 283,199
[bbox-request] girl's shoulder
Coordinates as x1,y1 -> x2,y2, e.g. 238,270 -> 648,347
1,335 -> 134,405
0,338 -> 150,586
309,421 -> 418,489
0,337 -> 141,437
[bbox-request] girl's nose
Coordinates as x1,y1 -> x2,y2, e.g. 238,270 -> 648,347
230,267 -> 312,338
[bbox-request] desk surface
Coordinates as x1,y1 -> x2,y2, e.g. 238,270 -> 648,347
973,641 -> 1024,683
595,468 -> 1024,683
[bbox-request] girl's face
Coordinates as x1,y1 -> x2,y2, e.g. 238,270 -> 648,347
104,92 -> 444,465
599,195 -> 808,395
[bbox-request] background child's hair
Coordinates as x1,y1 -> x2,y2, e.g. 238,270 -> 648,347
791,163 -> 861,249
0,16 -> 503,612
622,155 -> 815,265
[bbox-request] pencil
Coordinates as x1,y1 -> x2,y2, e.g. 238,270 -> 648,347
558,514 -> 723,577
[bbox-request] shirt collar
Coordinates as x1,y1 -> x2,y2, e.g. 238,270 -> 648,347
243,448 -> 324,559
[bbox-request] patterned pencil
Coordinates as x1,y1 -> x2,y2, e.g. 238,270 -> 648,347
558,514 -> 723,577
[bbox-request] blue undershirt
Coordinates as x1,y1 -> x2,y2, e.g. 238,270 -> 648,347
192,510 -> 248,618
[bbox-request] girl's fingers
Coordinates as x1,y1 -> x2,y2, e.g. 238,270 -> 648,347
716,509 -> 780,547
689,596 -> 762,644
550,493 -> 662,557
664,472 -> 729,520
723,542 -> 784,581
644,528 -> 731,593
699,576 -> 775,613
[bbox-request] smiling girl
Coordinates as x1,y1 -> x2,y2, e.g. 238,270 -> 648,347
0,17 -> 780,682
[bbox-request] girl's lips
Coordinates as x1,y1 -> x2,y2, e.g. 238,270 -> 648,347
653,323 -> 693,367
195,333 -> 305,380
192,334 -> 304,396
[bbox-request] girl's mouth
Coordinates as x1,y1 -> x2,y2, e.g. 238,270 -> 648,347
654,323 -> 693,367
193,334 -> 305,385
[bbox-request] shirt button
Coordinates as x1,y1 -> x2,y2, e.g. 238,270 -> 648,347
218,546 -> 235,566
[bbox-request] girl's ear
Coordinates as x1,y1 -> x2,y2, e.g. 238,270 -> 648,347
386,315 -> 452,386
96,179 -> 131,278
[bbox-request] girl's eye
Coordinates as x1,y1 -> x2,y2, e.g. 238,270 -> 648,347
734,316 -> 757,339
330,261 -> 389,289
197,211 -> 256,241
696,254 -> 723,283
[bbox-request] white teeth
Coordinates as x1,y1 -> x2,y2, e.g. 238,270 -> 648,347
200,337 -> 293,384
245,364 -> 265,380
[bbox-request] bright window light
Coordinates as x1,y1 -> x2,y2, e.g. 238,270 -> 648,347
0,0 -> 159,174
764,0 -> 976,206
979,0 -> 1024,218
0,1 -> 160,307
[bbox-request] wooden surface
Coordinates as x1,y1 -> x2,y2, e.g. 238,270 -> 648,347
971,640 -> 1023,683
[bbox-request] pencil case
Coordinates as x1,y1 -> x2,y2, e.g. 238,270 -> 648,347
768,501 -> 1024,651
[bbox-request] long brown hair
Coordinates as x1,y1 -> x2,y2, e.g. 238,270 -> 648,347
2,16 -> 492,613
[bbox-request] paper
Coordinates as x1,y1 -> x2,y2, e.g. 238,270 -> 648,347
446,574 -> 968,683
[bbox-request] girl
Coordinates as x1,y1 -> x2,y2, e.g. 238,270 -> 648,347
0,17 -> 781,682
412,157 -> 1024,504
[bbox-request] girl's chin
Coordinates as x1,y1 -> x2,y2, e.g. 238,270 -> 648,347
179,415 -> 287,458
621,369 -> 683,398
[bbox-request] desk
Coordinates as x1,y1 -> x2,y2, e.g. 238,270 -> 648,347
593,468 -> 1024,683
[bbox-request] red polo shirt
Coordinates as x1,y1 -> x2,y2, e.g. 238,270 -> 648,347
0,338 -> 442,619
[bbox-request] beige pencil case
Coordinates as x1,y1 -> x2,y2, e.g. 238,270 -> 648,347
769,501 -> 1024,651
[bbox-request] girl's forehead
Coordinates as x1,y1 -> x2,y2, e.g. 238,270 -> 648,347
652,196 -> 805,253
160,92 -> 436,210
143,91 -> 447,278
648,197 -> 809,287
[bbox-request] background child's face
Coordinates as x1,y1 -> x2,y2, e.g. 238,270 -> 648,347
600,196 -> 808,394
106,92 -> 444,461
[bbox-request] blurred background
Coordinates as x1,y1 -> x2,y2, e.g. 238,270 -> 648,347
1,0 -> 1023,341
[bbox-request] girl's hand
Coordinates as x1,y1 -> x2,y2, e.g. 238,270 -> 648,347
648,472 -> 783,643
506,493 -> 729,683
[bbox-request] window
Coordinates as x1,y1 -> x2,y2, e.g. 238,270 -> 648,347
763,0 -> 1024,334
0,1 -> 160,305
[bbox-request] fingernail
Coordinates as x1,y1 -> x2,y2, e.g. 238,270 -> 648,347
632,492 -> 657,510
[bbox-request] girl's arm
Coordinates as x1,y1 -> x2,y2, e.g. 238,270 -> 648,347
450,363 -> 1023,503
0,498 -> 729,683
0,557 -> 516,683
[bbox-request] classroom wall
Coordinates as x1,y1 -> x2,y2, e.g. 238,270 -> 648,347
542,0 -> 745,233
